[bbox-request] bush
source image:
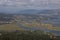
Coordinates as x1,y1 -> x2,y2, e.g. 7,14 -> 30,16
0,30 -> 59,40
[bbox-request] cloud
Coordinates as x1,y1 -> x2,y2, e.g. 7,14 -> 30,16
0,0 -> 60,9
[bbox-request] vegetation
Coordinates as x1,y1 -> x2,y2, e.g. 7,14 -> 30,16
21,21 -> 60,31
0,23 -> 21,31
0,30 -> 59,40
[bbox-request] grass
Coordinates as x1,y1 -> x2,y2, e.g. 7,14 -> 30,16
0,23 -> 22,31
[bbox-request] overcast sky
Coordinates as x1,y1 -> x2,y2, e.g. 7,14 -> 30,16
0,0 -> 60,9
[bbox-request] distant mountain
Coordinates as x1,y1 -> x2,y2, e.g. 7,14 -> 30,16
20,9 -> 60,14
19,9 -> 60,14
0,9 -> 60,14
20,9 -> 40,14
38,9 -> 60,14
0,9 -> 40,14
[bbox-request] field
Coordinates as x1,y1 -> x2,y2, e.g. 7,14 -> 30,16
0,23 -> 21,31
21,20 -> 60,31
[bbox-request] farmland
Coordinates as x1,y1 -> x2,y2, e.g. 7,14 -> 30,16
16,14 -> 60,31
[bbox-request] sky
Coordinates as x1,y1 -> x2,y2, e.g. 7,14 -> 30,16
0,0 -> 60,13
